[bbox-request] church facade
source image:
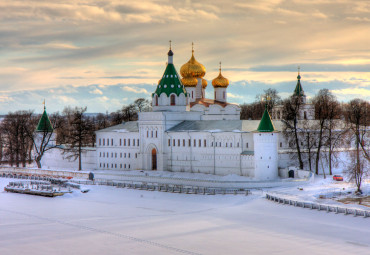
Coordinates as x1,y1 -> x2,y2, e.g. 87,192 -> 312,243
95,46 -> 281,181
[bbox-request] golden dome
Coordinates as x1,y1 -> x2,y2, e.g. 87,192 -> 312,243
180,44 -> 206,78
181,76 -> 198,87
212,62 -> 229,88
202,78 -> 207,88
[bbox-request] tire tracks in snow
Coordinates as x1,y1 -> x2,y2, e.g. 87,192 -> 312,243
0,208 -> 203,255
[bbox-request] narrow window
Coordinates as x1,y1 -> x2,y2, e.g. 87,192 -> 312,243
226,143 -> 228,147
137,139 -> 139,146
178,139 -> 180,146
99,139 -> 101,146
199,139 -> 201,147
246,143 -> 249,148
170,94 -> 176,105
280,142 -> 282,147
214,91 -> 216,99
128,139 -> 130,146
119,139 -> 122,146
151,131 -> 153,138
173,139 -> 175,146
129,164 -> 131,169
230,143 -> 232,147
120,153 -> 122,158
147,131 -> 149,137
124,139 -> 126,146
183,139 -> 185,147
135,153 -> 137,158
155,95 -> 158,106
223,91 -> 225,99
191,91 -> 194,98
133,139 -> 135,146
304,111 -> 307,120
111,152 -> 113,157
168,139 -> 171,146
156,131 -> 158,138
120,164 -> 122,168
103,139 -> 105,146
194,139 -> 196,147
128,153 -> 130,158
237,142 -> 239,147
124,153 -> 126,158
115,153 -> 117,158
115,164 -> 117,168
111,138 -> 113,145
188,139 -> 191,146
204,139 -> 206,147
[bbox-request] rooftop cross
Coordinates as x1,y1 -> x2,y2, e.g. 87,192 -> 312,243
169,40 -> 172,50
192,42 -> 194,53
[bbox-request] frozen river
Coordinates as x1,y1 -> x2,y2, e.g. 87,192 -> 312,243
0,178 -> 369,255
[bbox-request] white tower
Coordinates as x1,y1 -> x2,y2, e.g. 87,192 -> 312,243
253,105 -> 279,180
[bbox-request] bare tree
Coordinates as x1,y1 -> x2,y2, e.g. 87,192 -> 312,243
312,89 -> 337,175
133,98 -> 151,112
281,96 -> 304,169
343,99 -> 370,193
0,111 -> 34,167
255,88 -> 282,112
62,107 -> 94,170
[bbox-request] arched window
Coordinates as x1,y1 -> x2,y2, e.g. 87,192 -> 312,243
155,95 -> 158,106
223,91 -> 225,99
170,94 -> 176,105
191,91 -> 194,98
304,111 -> 307,120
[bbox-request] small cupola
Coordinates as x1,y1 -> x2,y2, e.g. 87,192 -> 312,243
212,62 -> 229,102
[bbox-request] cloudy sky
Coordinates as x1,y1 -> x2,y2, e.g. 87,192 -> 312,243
0,0 -> 369,114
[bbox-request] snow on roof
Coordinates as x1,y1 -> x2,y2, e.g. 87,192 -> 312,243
96,121 -> 139,133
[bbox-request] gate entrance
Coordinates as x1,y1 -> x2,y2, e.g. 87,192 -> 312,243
151,148 -> 157,170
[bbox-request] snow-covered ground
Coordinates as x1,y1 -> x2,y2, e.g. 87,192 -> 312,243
0,177 -> 369,255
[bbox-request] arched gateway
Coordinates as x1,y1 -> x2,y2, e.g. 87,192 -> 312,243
151,148 -> 157,170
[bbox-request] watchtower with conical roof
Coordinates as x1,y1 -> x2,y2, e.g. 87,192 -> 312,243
253,102 -> 279,180
34,103 -> 56,162
152,42 -> 188,112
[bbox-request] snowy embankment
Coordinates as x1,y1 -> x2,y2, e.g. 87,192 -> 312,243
267,176 -> 370,210
1,177 -> 370,255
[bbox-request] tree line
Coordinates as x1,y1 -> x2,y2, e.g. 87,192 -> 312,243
0,98 -> 150,170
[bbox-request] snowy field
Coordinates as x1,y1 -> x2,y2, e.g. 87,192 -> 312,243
0,177 -> 369,255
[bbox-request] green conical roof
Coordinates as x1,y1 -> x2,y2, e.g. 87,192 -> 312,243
257,106 -> 275,132
153,63 -> 187,97
294,74 -> 304,96
36,108 -> 53,132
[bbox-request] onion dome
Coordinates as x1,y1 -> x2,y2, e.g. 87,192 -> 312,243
36,104 -> 53,132
181,75 -> 198,87
202,78 -> 207,88
180,43 -> 206,79
212,62 -> 229,88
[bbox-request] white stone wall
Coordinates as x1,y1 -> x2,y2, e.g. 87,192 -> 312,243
165,131 -> 255,176
40,147 -> 96,171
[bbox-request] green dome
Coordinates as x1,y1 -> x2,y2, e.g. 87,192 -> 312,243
36,108 -> 53,132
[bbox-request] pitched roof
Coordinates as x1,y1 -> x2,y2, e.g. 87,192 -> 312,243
154,63 -> 187,97
256,107 -> 275,132
168,120 -> 243,132
96,121 -> 139,133
36,108 -> 53,132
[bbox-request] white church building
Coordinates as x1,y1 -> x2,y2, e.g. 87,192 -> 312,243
94,46 -> 282,181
